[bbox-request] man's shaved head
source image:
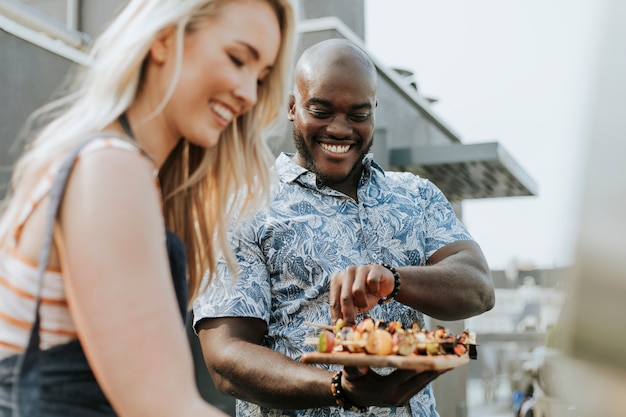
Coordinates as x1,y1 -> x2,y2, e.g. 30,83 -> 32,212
293,38 -> 377,90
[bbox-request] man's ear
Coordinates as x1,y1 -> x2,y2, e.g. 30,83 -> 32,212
287,94 -> 296,121
149,27 -> 176,64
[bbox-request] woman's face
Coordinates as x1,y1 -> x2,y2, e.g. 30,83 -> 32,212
152,0 -> 281,151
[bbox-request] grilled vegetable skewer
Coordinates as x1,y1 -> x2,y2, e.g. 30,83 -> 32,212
309,318 -> 478,359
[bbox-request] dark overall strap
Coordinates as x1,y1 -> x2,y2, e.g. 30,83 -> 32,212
12,133 -> 120,416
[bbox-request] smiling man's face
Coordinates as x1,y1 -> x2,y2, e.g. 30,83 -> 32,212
289,49 -> 377,193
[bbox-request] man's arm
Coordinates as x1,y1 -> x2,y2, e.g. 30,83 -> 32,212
397,239 -> 495,320
196,317 -> 441,409
197,317 -> 334,409
330,240 -> 495,323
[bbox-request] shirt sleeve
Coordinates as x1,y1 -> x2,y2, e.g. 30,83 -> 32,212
192,218 -> 272,329
421,179 -> 474,259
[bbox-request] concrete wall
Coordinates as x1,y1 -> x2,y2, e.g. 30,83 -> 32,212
0,30 -> 74,199
80,0 -> 126,36
299,0 -> 365,40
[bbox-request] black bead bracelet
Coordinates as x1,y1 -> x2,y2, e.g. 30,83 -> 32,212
378,263 -> 401,305
330,370 -> 367,413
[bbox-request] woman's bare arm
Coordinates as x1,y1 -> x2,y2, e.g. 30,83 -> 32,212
58,148 -> 225,417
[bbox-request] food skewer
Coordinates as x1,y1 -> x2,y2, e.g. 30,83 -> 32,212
304,318 -> 477,359
303,322 -> 335,331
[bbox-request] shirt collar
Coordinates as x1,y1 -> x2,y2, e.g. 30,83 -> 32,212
276,152 -> 385,187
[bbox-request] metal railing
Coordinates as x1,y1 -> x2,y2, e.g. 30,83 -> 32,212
0,0 -> 91,64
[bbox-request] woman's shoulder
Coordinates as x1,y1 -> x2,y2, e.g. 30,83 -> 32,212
57,133 -> 161,209
79,133 -> 151,162
72,133 -> 157,177
60,133 -> 164,222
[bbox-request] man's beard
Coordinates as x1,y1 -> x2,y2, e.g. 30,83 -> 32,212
292,128 -> 373,187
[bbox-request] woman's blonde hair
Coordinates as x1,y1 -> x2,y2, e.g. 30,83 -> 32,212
0,0 -> 297,306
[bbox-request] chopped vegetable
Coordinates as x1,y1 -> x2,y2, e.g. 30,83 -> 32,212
312,318 -> 478,359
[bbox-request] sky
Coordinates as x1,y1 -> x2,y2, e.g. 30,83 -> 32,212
363,0 -> 606,270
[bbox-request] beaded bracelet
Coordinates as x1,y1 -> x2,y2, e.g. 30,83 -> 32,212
330,370 -> 367,413
377,263 -> 401,305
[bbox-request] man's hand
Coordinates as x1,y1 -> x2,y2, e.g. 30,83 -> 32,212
340,366 -> 446,408
329,264 -> 396,324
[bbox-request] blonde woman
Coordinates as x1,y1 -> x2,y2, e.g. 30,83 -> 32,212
0,0 -> 295,416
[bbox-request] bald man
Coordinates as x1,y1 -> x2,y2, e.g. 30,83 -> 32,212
194,38 -> 494,417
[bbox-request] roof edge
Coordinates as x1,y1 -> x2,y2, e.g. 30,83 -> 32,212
297,16 -> 463,143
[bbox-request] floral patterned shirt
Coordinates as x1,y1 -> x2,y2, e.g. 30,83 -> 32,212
193,153 -> 473,417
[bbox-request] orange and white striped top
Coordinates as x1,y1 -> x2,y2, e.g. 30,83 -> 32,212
0,136 -> 154,360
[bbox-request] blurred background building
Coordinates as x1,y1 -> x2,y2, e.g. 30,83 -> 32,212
0,1 -> 568,417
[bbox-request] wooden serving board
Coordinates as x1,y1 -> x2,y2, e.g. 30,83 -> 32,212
301,352 -> 469,371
